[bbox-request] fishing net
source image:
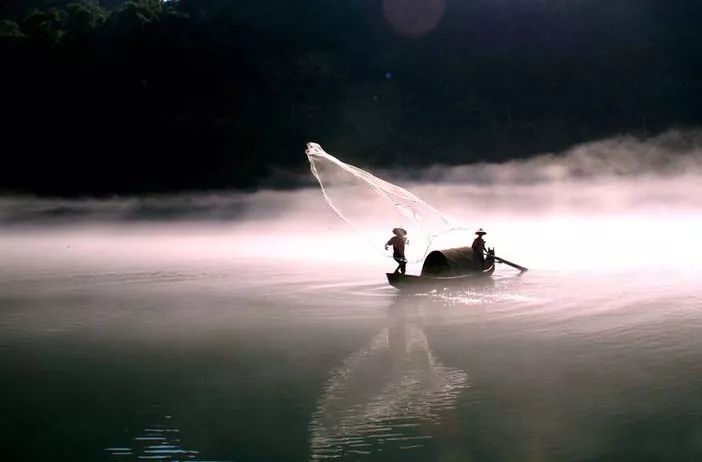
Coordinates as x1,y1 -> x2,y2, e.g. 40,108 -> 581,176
306,142 -> 469,263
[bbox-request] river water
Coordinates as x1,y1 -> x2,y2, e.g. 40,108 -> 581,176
1,220 -> 702,462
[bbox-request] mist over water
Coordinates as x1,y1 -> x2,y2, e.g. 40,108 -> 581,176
2,131 -> 702,461
4,129 -> 702,271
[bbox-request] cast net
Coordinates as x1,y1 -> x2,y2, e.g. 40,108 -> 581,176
305,142 -> 468,263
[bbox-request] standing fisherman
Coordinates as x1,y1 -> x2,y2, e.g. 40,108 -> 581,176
385,228 -> 409,274
472,228 -> 487,269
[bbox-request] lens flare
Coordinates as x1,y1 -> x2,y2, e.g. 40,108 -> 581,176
382,0 -> 446,37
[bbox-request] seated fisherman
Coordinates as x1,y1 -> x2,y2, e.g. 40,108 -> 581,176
472,228 -> 487,269
385,228 -> 408,274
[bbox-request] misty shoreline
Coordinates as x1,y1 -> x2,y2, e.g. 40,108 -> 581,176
2,129 -> 702,225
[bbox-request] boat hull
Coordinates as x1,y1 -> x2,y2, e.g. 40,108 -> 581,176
386,263 -> 495,291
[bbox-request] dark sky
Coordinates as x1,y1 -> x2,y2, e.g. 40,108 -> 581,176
1,0 -> 701,195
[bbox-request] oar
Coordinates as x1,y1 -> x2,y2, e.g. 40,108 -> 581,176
489,253 -> 528,272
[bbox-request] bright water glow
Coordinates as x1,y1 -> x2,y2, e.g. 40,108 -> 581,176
2,130 -> 702,461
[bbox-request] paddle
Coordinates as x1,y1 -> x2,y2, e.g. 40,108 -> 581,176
487,252 -> 528,272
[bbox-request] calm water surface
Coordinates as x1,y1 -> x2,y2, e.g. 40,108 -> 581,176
1,252 -> 702,461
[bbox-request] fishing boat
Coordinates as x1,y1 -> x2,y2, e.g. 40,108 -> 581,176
387,247 -> 496,291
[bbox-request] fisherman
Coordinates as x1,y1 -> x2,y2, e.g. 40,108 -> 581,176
472,228 -> 487,269
385,228 -> 408,274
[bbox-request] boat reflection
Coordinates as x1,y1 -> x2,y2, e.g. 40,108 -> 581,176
308,298 -> 469,459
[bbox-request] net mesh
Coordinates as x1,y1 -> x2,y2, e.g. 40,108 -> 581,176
305,142 -> 468,263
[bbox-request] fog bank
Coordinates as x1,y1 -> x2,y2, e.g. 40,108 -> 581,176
1,129 -> 701,273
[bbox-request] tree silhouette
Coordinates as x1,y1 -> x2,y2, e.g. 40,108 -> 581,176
0,0 -> 701,195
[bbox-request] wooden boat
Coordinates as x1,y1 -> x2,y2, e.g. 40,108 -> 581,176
387,263 -> 495,290
386,247 -> 496,291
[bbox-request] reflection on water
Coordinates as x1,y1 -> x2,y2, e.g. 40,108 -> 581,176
309,303 -> 468,459
2,248 -> 702,461
106,415 -> 231,462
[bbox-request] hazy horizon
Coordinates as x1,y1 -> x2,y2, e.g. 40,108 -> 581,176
3,128 -> 701,278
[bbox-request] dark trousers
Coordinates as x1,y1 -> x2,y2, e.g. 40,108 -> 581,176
474,253 -> 485,269
394,257 -> 407,274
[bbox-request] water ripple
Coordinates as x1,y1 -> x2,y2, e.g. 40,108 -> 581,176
106,416 -> 231,462
308,322 -> 469,460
